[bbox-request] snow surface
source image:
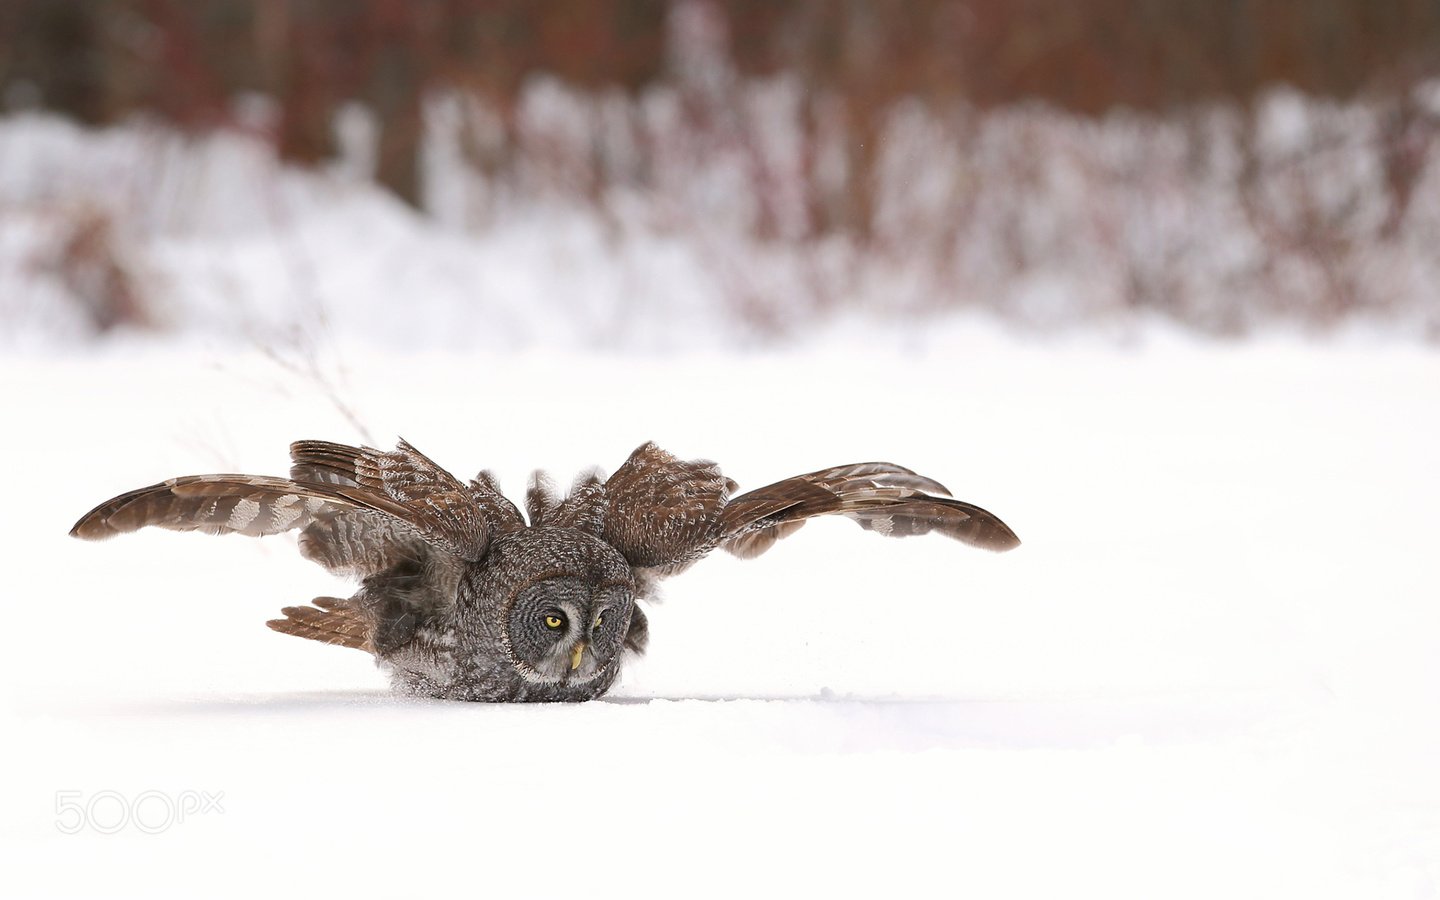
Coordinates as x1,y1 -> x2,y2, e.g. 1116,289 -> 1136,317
2,332 -> 1438,897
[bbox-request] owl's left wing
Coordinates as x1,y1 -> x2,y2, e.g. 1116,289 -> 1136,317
717,462 -> 1020,559
602,442 -> 734,576
600,443 -> 1019,580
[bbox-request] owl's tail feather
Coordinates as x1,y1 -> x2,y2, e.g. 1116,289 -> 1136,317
266,597 -> 373,653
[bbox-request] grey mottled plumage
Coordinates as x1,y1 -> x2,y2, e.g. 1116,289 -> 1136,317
70,440 -> 1020,702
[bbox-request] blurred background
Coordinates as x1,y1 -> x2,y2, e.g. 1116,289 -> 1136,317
1,0 -> 1439,348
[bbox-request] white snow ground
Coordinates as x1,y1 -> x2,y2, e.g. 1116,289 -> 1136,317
2,330 -> 1437,898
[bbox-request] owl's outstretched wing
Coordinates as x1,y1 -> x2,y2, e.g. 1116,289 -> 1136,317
717,462 -> 1020,558
69,472 -> 411,545
602,441 -> 735,575
287,439 -> 492,563
71,439 -> 490,568
71,440 -> 494,654
600,443 -> 1019,578
717,460 -> 1019,558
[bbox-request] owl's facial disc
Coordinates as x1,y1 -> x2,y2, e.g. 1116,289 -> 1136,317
505,577 -> 632,685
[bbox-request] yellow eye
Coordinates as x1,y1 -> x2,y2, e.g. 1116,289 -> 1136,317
594,614 -> 605,630
544,614 -> 563,629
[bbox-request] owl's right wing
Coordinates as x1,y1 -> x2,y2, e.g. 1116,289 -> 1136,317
70,439 -> 493,575
72,440 -> 499,654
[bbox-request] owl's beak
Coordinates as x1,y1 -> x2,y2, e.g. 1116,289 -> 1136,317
569,641 -> 588,671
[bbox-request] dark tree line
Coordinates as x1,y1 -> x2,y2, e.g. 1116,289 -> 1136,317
3,0 -> 1438,209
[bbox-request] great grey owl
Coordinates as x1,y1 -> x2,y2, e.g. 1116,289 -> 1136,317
71,440 -> 1020,701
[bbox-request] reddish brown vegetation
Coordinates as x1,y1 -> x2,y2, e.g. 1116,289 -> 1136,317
3,2 -> 1438,336
4,0 -> 1436,208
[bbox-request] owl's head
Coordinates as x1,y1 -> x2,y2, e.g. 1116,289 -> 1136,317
488,528 -> 635,686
